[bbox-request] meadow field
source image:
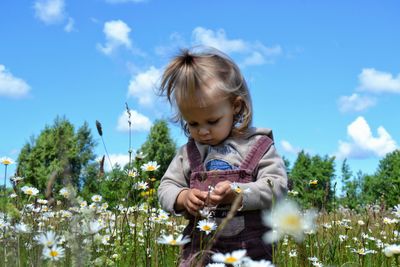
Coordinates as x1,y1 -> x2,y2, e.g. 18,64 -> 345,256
1,157 -> 399,267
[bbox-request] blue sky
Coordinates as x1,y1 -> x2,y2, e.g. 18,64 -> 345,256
1,0 -> 399,188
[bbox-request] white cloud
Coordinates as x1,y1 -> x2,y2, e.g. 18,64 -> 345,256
191,27 -> 282,66
64,17 -> 75,32
0,65 -> 31,98
127,66 -> 161,106
358,68 -> 400,93
98,154 -> 130,171
338,93 -> 376,112
281,140 -> 300,155
97,20 -> 132,55
336,116 -> 397,159
33,0 -> 65,24
117,109 -> 152,132
192,27 -> 247,54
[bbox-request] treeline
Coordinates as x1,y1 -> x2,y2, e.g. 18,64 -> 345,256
14,116 -> 400,210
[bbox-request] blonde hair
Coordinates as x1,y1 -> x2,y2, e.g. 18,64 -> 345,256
159,46 -> 253,137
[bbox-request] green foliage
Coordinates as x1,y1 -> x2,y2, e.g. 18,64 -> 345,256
361,149 -> 400,208
289,151 -> 336,210
16,116 -> 97,196
338,159 -> 363,210
139,119 -> 177,179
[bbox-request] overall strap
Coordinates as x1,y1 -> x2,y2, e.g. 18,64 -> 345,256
186,138 -> 204,172
240,136 -> 274,172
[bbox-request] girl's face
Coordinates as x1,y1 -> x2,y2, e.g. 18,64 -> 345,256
179,92 -> 242,146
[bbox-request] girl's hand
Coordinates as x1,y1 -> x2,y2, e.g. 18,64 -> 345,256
175,189 -> 207,216
209,181 -> 238,205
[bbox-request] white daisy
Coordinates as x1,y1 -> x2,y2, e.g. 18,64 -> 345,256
197,219 -> 217,235
21,186 -> 39,196
140,161 -> 160,172
211,249 -> 247,265
0,157 -> 14,165
157,234 -> 190,246
42,245 -> 65,261
91,194 -> 102,203
35,230 -> 59,247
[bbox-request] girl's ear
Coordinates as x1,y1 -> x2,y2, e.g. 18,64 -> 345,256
233,96 -> 243,114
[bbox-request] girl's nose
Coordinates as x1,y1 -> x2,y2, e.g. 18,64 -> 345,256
198,127 -> 210,136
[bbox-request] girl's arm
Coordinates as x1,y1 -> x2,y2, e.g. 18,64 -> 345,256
237,145 -> 288,211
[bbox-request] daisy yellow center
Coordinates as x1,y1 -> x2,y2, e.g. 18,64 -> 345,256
2,160 -> 11,165
225,256 -> 237,263
50,250 -> 59,257
283,215 -> 301,228
26,189 -> 33,195
147,166 -> 156,171
202,225 -> 211,231
235,188 -> 242,193
169,240 -> 177,245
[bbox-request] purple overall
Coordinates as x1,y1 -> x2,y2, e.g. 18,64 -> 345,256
180,136 -> 274,267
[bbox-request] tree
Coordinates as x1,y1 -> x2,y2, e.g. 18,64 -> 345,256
139,119 -> 177,179
289,151 -> 336,210
16,117 -> 97,197
339,160 -> 362,210
361,150 -> 400,208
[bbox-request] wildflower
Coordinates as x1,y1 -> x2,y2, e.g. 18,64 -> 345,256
59,188 -> 70,198
0,157 -> 14,165
197,219 -> 217,235
383,244 -> 400,257
135,151 -> 147,160
157,234 -> 190,246
42,245 -> 65,261
242,257 -> 275,266
230,182 -> 243,194
141,161 -> 160,172
10,176 -> 24,183
309,179 -> 318,186
37,199 -> 48,205
135,181 -> 149,190
206,264 -> 225,267
0,218 -> 10,230
357,220 -> 365,226
126,168 -> 138,178
21,186 -> 39,196
35,230 -> 59,247
289,250 -> 297,257
262,199 -> 317,243
10,193 -> 17,198
102,235 -> 111,245
85,220 -> 103,234
79,200 -> 88,208
91,194 -> 102,203
288,190 -> 299,197
15,222 -> 31,233
211,249 -> 247,265
392,204 -> 400,218
339,235 -> 348,242
351,247 -> 376,255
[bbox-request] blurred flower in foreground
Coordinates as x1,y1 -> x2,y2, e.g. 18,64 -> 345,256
141,161 -> 160,172
0,157 -> 14,165
262,199 -> 317,243
242,258 -> 275,266
42,245 -> 65,261
383,244 -> 400,257
157,234 -> 190,246
211,249 -> 247,265
197,219 -> 217,235
91,194 -> 102,203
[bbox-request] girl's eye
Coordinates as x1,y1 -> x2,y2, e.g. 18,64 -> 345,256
208,119 -> 219,125
188,122 -> 198,127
